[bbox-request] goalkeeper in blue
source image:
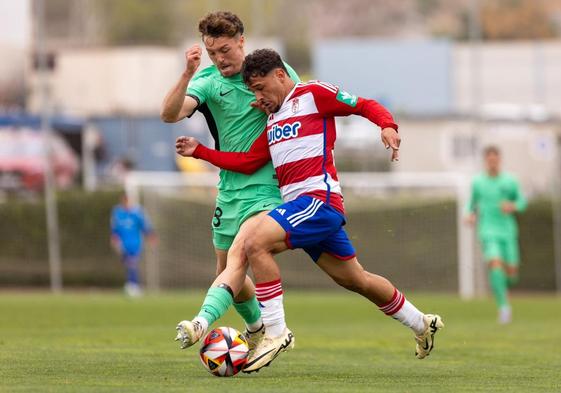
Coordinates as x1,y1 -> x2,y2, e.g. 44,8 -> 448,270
110,193 -> 157,297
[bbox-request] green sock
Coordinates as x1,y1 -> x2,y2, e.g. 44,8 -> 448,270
489,268 -> 509,308
197,286 -> 234,326
233,295 -> 262,327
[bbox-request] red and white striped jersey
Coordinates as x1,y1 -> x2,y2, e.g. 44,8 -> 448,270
194,81 -> 398,214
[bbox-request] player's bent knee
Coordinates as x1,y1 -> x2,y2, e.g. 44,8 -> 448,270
488,259 -> 503,269
244,236 -> 267,258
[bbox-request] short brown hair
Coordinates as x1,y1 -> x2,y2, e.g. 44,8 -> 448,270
483,145 -> 500,156
198,11 -> 244,38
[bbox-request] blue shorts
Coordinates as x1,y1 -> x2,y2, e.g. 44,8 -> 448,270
268,196 -> 356,262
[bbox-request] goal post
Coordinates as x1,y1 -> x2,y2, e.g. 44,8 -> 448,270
340,172 -> 475,299
125,170 -> 477,298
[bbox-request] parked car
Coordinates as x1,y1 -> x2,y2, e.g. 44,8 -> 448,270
0,128 -> 79,191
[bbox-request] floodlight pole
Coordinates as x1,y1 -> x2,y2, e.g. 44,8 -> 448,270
465,0 -> 483,298
36,0 -> 63,293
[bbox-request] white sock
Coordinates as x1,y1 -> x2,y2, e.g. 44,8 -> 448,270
193,316 -> 209,333
255,279 -> 286,337
379,289 -> 425,335
246,319 -> 264,333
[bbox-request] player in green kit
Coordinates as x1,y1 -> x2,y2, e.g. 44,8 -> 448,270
160,12 -> 299,352
466,146 -> 527,324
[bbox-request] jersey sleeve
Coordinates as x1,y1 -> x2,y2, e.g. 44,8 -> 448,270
310,82 -> 398,130
284,62 -> 301,84
186,72 -> 210,106
466,178 -> 479,214
193,130 -> 271,174
138,209 -> 154,235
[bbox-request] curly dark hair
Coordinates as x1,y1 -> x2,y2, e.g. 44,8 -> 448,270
198,11 -> 244,38
242,49 -> 288,85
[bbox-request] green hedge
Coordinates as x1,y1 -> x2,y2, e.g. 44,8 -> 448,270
0,192 -> 557,291
517,199 -> 556,290
0,190 -> 123,286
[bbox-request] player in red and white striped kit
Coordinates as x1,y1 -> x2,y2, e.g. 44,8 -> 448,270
176,49 -> 443,373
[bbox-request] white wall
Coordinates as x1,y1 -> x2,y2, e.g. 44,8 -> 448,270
453,41 -> 561,118
27,38 -> 286,117
27,47 -> 181,116
394,119 -> 559,196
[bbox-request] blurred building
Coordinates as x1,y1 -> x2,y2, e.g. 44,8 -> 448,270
314,39 -> 561,118
14,0 -> 561,193
315,39 -> 561,195
24,39 -> 285,182
27,47 -> 182,117
26,38 -> 285,117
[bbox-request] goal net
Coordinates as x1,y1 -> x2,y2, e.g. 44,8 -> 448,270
125,171 -> 480,298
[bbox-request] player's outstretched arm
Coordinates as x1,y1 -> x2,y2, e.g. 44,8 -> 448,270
464,179 -> 478,224
347,97 -> 400,161
175,132 -> 271,175
161,45 -> 202,123
312,83 -> 400,161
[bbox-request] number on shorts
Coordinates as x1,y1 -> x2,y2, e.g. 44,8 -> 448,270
213,206 -> 223,227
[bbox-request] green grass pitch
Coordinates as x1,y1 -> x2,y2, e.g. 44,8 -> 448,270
1,291 -> 560,392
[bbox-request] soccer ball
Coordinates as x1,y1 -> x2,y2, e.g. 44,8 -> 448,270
199,327 -> 249,377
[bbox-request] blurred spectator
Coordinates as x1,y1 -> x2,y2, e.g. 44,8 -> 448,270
108,156 -> 135,184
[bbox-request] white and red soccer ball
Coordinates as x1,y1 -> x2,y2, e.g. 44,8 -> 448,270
199,327 -> 249,377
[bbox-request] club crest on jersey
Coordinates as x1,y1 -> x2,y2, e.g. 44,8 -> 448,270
268,121 -> 301,144
291,98 -> 299,113
336,89 -> 358,107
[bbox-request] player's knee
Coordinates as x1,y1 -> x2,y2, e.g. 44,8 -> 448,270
488,259 -> 503,269
244,236 -> 266,259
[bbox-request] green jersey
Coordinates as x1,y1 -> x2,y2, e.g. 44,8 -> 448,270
187,63 -> 300,191
467,172 -> 527,239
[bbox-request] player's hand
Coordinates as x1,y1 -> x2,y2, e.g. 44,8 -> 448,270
501,201 -> 516,214
175,136 -> 200,157
147,234 -> 159,248
250,100 -> 271,116
184,45 -> 202,77
381,127 -> 400,161
464,213 -> 476,225
110,237 -> 121,254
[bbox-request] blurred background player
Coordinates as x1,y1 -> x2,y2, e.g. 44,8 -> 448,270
160,11 -> 300,350
110,193 -> 157,297
176,49 -> 443,372
466,146 -> 527,324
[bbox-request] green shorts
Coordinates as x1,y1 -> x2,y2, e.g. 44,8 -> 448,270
212,185 -> 283,250
481,236 -> 520,266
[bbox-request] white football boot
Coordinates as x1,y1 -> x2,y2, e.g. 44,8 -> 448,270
175,320 -> 205,349
415,314 -> 444,359
243,327 -> 295,373
243,323 -> 266,354
498,306 -> 512,324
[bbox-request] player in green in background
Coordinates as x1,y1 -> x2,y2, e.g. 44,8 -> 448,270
160,11 -> 300,352
466,146 -> 527,324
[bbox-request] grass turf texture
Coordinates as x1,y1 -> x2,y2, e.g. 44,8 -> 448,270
1,291 -> 560,392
